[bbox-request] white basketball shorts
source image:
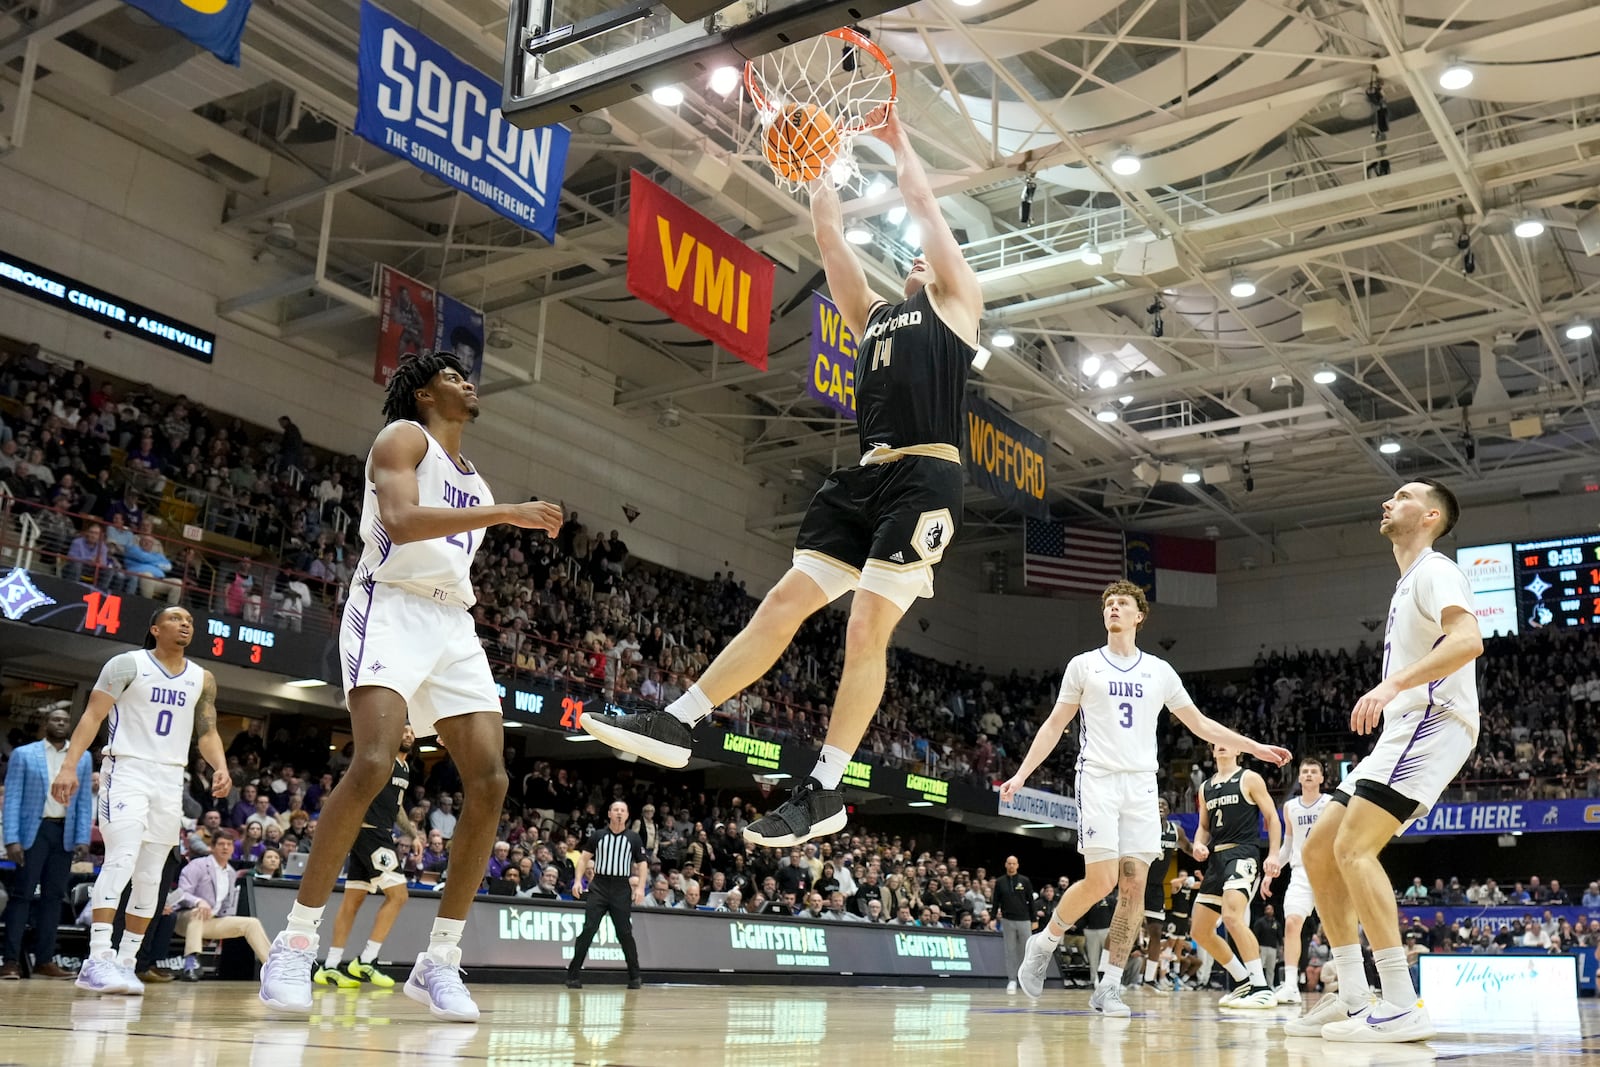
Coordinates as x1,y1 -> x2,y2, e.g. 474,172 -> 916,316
340,581 -> 501,736
1076,769 -> 1162,865
1283,869 -> 1316,919
99,755 -> 183,849
1336,705 -> 1474,822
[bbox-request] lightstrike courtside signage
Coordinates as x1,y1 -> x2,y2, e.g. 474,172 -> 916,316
356,1 -> 570,242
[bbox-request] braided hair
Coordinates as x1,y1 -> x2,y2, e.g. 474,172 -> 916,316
382,350 -> 469,425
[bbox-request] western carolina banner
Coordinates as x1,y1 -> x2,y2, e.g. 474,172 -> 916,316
1126,531 -> 1218,608
965,395 -> 1048,519
808,293 -> 857,418
356,0 -> 570,242
374,267 -> 484,387
627,171 -> 775,370
125,0 -> 253,65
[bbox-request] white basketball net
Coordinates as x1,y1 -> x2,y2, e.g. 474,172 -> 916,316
745,29 -> 896,192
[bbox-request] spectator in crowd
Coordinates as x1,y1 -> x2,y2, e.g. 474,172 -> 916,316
429,795 -> 459,842
61,523 -> 111,585
173,832 -> 272,981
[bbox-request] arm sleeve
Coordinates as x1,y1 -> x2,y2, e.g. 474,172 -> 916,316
1416,558 -> 1474,622
93,652 -> 140,700
1056,657 -> 1087,705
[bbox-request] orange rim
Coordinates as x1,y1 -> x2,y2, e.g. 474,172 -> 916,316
743,27 -> 897,135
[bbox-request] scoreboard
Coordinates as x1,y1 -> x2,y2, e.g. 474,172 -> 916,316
1456,533 -> 1600,637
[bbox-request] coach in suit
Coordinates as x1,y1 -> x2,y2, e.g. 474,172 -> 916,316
2,708 -> 92,979
566,800 -> 647,989
171,830 -> 271,980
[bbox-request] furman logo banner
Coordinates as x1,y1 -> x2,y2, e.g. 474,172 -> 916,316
357,1 -> 570,242
627,171 -> 775,371
125,0 -> 253,65
965,394 -> 1048,519
808,293 -> 857,418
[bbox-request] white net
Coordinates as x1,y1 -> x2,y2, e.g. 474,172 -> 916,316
745,29 -> 896,192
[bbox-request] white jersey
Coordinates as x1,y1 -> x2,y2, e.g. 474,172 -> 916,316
1382,549 -> 1479,742
355,420 -> 493,607
1057,647 -> 1194,775
1282,792 -> 1331,867
95,650 -> 203,767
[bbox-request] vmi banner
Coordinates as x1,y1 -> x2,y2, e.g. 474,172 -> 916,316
125,0 -> 253,65
356,0 -> 570,242
627,171 -> 775,371
965,394 -> 1048,519
808,292 -> 857,418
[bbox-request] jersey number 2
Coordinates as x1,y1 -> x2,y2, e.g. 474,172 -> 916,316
1118,702 -> 1133,728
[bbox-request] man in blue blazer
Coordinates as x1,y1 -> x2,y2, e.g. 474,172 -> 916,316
3,708 -> 93,978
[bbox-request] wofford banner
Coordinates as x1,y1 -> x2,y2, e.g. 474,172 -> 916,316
627,171 -> 775,370
965,394 -> 1048,518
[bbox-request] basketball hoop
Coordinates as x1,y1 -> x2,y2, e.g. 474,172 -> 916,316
744,28 -> 897,192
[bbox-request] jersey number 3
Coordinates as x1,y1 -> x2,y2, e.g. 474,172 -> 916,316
1118,702 -> 1133,729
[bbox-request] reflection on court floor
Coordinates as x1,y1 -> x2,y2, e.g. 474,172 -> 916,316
0,982 -> 1591,1067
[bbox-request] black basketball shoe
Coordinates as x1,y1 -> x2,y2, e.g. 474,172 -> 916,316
742,777 -> 847,847
580,710 -> 694,768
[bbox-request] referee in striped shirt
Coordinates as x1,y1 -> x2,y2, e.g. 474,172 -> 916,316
566,800 -> 648,988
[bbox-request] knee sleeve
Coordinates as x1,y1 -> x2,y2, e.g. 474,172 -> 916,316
127,843 -> 169,918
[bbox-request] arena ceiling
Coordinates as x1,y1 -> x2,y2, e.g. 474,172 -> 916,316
4,0 -> 1600,553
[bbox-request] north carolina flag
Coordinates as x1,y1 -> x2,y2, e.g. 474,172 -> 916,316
124,0 -> 253,65
1128,532 -> 1217,608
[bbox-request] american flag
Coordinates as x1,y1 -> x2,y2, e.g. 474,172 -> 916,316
1023,519 -> 1125,595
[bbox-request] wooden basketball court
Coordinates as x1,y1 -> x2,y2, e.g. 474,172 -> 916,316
2,981 -> 1593,1066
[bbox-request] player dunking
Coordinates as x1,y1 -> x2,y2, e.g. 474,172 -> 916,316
1189,742 -> 1283,1010
313,725 -> 419,989
581,104 -> 981,847
1004,581 -> 1290,1015
52,607 -> 231,995
1288,480 -> 1480,1044
1139,798 -> 1193,991
258,351 -> 561,1020
1264,757 -> 1330,1004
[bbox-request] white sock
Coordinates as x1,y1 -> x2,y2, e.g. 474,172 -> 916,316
809,745 -> 851,790
666,685 -> 714,727
360,940 -> 382,964
1331,945 -> 1371,1007
90,922 -> 114,959
119,931 -> 144,968
324,946 -> 344,968
1097,948 -> 1111,979
428,917 -> 465,959
1042,927 -> 1063,946
1245,958 -> 1266,987
1144,959 -> 1159,983
1101,963 -> 1123,988
286,901 -> 325,937
1372,945 -> 1416,1007
1222,956 -> 1248,982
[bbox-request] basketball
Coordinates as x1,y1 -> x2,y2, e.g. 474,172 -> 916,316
762,103 -> 840,184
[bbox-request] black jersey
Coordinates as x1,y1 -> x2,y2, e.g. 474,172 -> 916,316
1202,768 -> 1258,848
853,287 -> 972,453
362,757 -> 410,832
1148,819 -> 1180,879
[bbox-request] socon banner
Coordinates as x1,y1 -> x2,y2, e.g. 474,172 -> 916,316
627,171 -> 775,371
356,0 -> 570,242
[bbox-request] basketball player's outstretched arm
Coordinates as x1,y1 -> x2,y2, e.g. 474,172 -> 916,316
1168,704 -> 1292,768
1244,771 -> 1284,878
998,699 -> 1080,800
193,670 -> 232,799
871,107 -> 982,329
371,422 -> 562,543
51,689 -> 114,804
810,182 -> 880,339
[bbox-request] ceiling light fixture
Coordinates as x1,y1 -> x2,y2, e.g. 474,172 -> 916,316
1118,394 -> 1134,405
992,329 -> 1016,348
1094,403 -> 1119,423
1079,242 -> 1103,266
265,220 -> 298,250
1438,60 -> 1473,92
1229,273 -> 1257,299
650,85 -> 685,107
1429,228 -> 1458,257
1096,369 -> 1119,389
1565,319 -> 1593,341
1080,354 -> 1102,377
487,321 -> 514,349
902,222 -> 922,249
1312,363 -> 1338,385
1181,466 -> 1202,484
1378,435 -> 1402,455
844,225 -> 873,245
1111,147 -> 1141,176
1514,215 -> 1545,239
866,177 -> 890,199
887,205 -> 907,225
708,66 -> 740,96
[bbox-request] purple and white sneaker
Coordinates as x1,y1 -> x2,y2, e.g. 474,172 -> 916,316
75,955 -> 129,995
404,947 -> 479,1022
259,930 -> 318,1013
116,962 -> 145,996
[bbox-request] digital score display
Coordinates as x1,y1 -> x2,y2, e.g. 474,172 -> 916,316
1458,532 -> 1600,636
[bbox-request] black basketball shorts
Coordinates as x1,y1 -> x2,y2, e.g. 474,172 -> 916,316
792,455 -> 963,611
1195,846 -> 1261,908
345,825 -> 407,892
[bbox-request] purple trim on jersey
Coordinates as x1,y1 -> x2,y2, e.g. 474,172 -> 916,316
1098,648 -> 1144,674
371,519 -> 392,562
418,425 -> 477,478
144,650 -> 185,679
106,704 -> 118,748
101,755 -> 115,821
344,577 -> 379,687
1389,692 -> 1448,787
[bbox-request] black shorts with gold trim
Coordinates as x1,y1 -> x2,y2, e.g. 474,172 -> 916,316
794,454 -> 963,573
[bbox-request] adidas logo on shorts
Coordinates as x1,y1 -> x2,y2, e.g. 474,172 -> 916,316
890,551 -> 906,563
